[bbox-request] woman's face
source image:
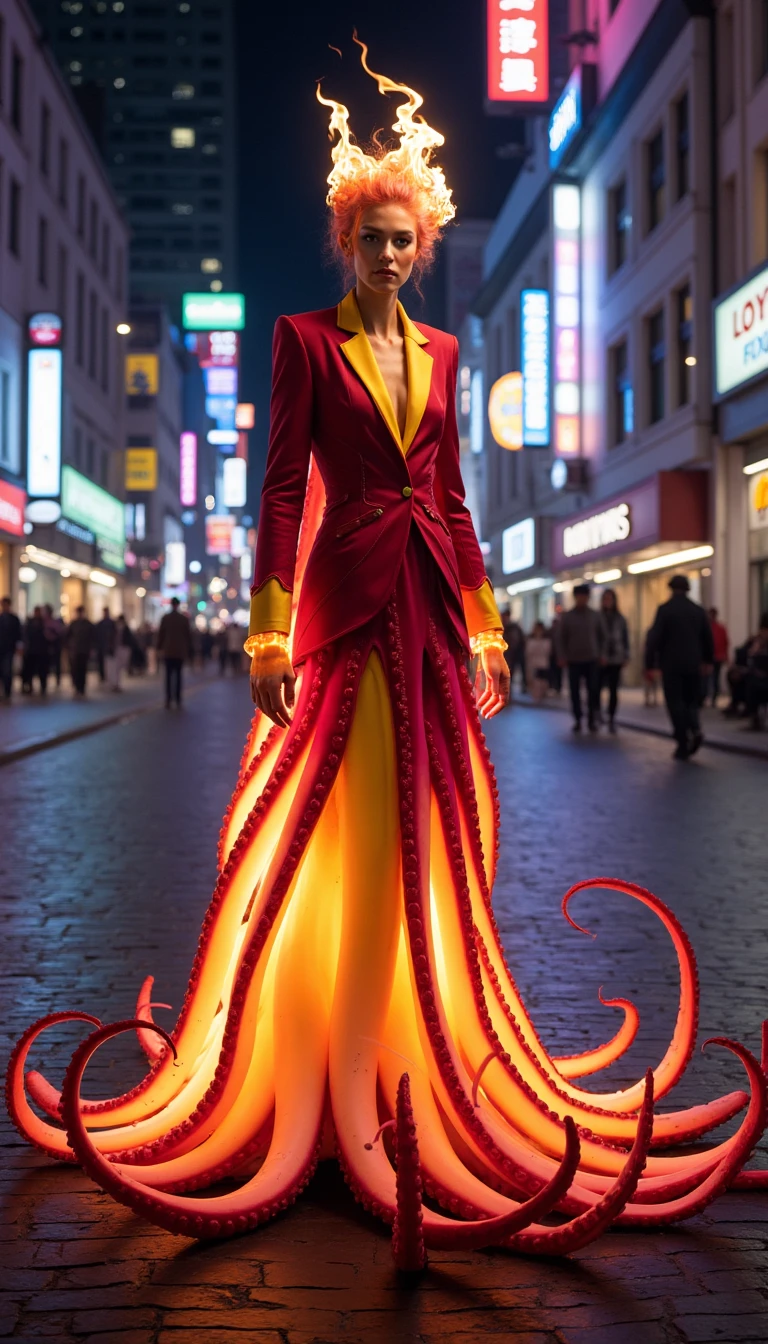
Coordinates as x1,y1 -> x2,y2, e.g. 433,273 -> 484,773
602,591 -> 616,611
349,203 -> 419,295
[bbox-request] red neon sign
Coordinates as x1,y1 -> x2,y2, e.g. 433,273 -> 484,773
487,0 -> 549,104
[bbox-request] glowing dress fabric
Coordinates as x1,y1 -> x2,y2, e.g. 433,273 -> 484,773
7,329 -> 767,1262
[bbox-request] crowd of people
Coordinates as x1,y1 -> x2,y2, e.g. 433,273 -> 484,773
500,580 -> 768,759
0,595 -> 249,710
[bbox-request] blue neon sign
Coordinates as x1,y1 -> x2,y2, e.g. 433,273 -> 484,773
521,289 -> 550,447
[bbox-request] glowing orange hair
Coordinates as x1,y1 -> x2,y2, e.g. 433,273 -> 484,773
317,38 -> 455,278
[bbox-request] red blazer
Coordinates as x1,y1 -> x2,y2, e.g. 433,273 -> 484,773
251,290 -> 492,668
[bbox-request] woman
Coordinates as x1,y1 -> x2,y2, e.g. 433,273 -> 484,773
9,44 -> 765,1264
597,588 -> 629,732
525,620 -> 552,702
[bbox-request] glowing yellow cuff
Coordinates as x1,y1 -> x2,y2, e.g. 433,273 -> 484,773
248,577 -> 292,639
470,629 -> 508,658
462,577 -> 503,639
244,631 -> 292,678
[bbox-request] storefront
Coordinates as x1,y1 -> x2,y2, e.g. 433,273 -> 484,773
551,472 -> 711,682
19,468 -> 126,619
494,516 -> 557,629
0,478 -> 27,604
713,261 -> 768,641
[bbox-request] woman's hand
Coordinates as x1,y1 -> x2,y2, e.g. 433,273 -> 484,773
248,635 -> 296,729
475,645 -> 510,719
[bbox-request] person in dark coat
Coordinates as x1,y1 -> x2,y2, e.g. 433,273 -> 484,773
22,606 -> 50,695
558,584 -> 601,732
596,588 -> 630,732
157,597 -> 193,708
95,607 -> 116,682
647,574 -> 714,759
0,596 -> 22,700
67,606 -> 94,697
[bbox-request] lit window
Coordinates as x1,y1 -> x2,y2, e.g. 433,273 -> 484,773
69,60 -> 82,71
114,77 -> 126,88
71,25 -> 83,36
201,143 -> 218,155
171,126 -> 195,148
210,279 -> 223,291
200,256 -> 221,272
172,82 -> 195,100
113,1 -> 124,9
172,202 -> 193,215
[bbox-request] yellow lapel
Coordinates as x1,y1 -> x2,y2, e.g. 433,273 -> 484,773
337,290 -> 433,457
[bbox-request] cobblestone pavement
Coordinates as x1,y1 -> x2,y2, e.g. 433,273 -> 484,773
1,678 -> 766,1343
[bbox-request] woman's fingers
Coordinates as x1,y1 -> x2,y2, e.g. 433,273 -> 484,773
253,675 -> 293,728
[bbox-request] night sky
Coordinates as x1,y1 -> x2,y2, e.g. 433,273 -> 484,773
234,0 -> 524,501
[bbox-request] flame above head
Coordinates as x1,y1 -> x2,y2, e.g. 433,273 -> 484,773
316,36 -> 455,228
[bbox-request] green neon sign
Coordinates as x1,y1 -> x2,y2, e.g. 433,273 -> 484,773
182,292 -> 245,331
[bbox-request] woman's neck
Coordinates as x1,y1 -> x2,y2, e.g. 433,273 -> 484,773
354,282 -> 401,343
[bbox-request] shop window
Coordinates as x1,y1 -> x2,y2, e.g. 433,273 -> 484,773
57,243 -> 68,316
88,289 -> 98,380
609,178 -> 630,273
0,365 -> 14,471
8,177 -> 21,257
718,6 -> 735,125
677,285 -> 693,406
11,48 -> 23,133
76,173 -> 86,237
610,339 -> 633,446
37,216 -> 48,286
75,271 -> 85,365
755,0 -> 768,85
647,130 -> 665,232
40,102 -> 51,175
58,137 -> 69,207
675,91 -> 689,200
648,308 -> 665,424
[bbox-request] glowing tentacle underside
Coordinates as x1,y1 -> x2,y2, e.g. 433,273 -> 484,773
7,604 -> 767,1252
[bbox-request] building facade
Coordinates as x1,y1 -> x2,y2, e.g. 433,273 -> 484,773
464,0 -> 749,680
711,0 -> 768,644
0,0 -> 129,619
28,0 -> 238,316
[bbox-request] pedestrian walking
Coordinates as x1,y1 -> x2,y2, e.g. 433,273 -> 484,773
524,621 -> 552,702
0,596 -> 22,700
501,608 -> 526,696
43,605 -> 66,687
157,597 -> 193,708
66,606 -> 94,697
95,607 -> 116,683
647,574 -> 714,760
110,615 -> 133,691
549,605 -> 564,693
707,608 -> 729,705
558,584 -> 601,733
22,607 -> 50,695
597,588 -> 630,733
225,620 -> 244,674
642,626 -> 661,706
742,614 -> 768,730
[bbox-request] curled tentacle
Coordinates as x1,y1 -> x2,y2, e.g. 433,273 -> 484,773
135,976 -> 173,1063
553,988 -> 640,1078
6,1012 -> 103,1160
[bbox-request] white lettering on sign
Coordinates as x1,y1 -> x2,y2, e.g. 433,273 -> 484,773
714,263 -> 768,397
563,503 -> 631,558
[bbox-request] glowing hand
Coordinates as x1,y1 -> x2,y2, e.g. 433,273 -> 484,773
248,633 -> 296,729
473,639 -> 510,719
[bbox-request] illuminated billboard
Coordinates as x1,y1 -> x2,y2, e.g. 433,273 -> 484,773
27,348 -> 63,498
488,373 -> 523,450
552,185 -> 581,455
180,432 -> 197,507
486,0 -> 549,105
222,456 -> 247,508
61,465 -> 125,570
182,292 -> 245,331
520,289 -> 550,446
206,513 -> 235,555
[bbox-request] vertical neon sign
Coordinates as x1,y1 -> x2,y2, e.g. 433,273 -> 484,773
486,0 -> 549,104
552,185 -> 581,455
520,288 -> 550,446
180,432 -> 197,507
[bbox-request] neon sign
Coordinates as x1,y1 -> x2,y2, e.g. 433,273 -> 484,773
552,184 -> 581,456
486,0 -> 549,105
488,372 -> 523,450
180,432 -> 197,508
521,289 -> 549,446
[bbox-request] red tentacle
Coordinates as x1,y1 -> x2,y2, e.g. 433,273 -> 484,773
392,1073 -> 426,1273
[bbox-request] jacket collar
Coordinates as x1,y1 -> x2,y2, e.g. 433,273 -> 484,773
336,288 -> 432,455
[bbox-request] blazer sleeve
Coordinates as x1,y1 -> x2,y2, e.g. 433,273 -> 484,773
249,316 -> 313,637
433,336 -> 502,638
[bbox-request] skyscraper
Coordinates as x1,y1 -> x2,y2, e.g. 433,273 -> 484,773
28,0 -> 237,317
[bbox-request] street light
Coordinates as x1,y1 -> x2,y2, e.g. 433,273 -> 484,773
116,323 -> 131,335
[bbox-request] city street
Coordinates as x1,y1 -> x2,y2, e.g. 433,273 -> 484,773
2,676 -> 767,1344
